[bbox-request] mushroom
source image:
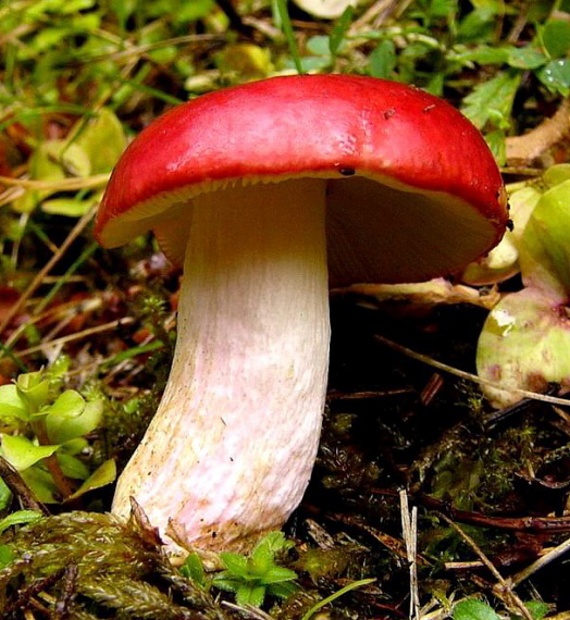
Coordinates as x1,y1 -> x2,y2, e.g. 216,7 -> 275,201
95,74 -> 508,554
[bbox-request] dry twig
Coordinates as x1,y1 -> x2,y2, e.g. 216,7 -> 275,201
0,205 -> 97,339
400,490 -> 420,620
506,96 -> 570,166
438,513 -> 533,620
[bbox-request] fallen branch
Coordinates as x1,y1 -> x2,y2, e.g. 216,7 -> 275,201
420,493 -> 570,533
506,96 -> 570,166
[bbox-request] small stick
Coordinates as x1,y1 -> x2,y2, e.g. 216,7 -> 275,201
0,455 -> 48,514
216,0 -> 255,38
509,535 -> 570,587
0,173 -> 108,191
15,317 -> 135,358
0,205 -> 97,339
54,563 -> 79,620
438,513 -> 533,620
375,334 -> 570,408
400,490 -> 420,620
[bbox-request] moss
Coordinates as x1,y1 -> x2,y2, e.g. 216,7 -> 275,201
0,510 -> 227,619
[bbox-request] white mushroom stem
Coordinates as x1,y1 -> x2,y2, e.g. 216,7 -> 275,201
112,178 -> 331,552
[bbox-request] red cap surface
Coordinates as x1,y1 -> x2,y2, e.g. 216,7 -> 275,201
96,74 -> 508,284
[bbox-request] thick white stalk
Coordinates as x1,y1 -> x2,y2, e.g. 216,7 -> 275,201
112,178 -> 331,552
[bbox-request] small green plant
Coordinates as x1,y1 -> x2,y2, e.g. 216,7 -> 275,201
0,509 -> 43,569
300,577 -> 376,620
0,358 -> 115,505
452,598 -> 550,620
181,531 -> 298,607
213,531 -> 298,606
453,599 -> 502,620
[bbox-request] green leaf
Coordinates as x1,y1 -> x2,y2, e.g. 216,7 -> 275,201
38,141 -> 91,178
457,5 -> 498,43
74,108 -> 127,174
13,138 -> 93,212
32,27 -> 69,52
177,0 -> 215,22
537,58 -> 570,96
430,0 -> 459,19
0,545 -> 13,570
219,552 -> 248,575
212,574 -> 242,594
0,384 -> 29,422
452,44 -> 509,66
67,459 -> 116,499
0,435 -> 59,471
540,19 -> 570,58
213,532 -> 297,606
216,43 -> 273,79
267,580 -> 298,600
260,565 -> 298,584
306,35 -> 331,56
0,509 -> 42,535
368,39 -> 396,78
452,599 -> 501,620
20,467 -> 59,503
47,390 -> 85,419
543,163 -> 570,188
46,394 -> 103,444
255,530 -> 293,555
48,356 -> 71,380
524,600 -> 551,620
506,47 -> 546,70
274,0 -> 303,75
300,578 -> 376,620
180,551 -> 207,586
16,372 -> 50,412
484,129 -> 506,165
0,478 -> 11,511
60,437 -> 89,456
329,5 -> 354,56
461,70 -> 520,130
519,179 -> 570,293
57,453 -> 90,480
235,584 -> 266,607
42,197 -> 96,217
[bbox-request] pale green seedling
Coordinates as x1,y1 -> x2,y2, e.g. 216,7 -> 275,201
0,361 -> 115,505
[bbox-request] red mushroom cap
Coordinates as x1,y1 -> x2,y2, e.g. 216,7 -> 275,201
96,74 -> 508,284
